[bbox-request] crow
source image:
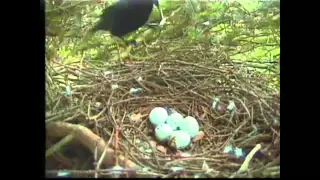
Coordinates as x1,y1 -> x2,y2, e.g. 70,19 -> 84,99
90,0 -> 164,38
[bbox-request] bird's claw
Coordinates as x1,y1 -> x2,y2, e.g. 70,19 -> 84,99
159,17 -> 166,26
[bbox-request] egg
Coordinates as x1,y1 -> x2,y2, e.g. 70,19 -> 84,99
179,116 -> 199,138
165,113 -> 184,130
155,123 -> 174,141
168,130 -> 191,150
149,107 -> 168,126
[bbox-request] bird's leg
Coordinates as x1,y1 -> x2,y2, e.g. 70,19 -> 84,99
115,40 -> 123,65
143,40 -> 150,55
158,8 -> 166,26
115,36 -> 135,65
155,2 -> 166,26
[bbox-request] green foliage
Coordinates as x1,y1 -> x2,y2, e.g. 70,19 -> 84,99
46,0 -> 280,97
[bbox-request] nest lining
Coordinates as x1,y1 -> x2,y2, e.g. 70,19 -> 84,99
46,43 -> 279,178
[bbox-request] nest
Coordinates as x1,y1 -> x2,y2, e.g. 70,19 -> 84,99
45,42 -> 280,178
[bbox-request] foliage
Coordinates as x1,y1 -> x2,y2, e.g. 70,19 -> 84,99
46,0 -> 279,109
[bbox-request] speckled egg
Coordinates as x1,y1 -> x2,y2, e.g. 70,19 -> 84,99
149,107 -> 168,126
155,123 -> 174,142
179,116 -> 199,138
168,130 -> 191,150
165,113 -> 184,130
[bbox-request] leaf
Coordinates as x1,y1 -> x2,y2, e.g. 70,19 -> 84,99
142,167 -> 152,172
149,140 -> 157,149
194,110 -> 200,117
194,173 -> 204,178
94,102 -> 103,109
180,152 -> 191,157
202,160 -> 214,174
134,139 -> 141,144
202,161 -> 209,171
138,147 -> 144,152
199,112 -> 207,121
192,131 -> 205,142
127,58 -> 133,65
156,145 -> 167,154
144,149 -> 153,153
111,84 -> 119,90
129,113 -> 143,122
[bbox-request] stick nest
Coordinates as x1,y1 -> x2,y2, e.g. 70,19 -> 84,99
46,42 -> 280,178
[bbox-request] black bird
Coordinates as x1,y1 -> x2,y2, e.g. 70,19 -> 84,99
90,0 -> 164,40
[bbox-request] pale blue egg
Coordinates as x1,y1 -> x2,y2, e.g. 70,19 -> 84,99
149,107 -> 168,126
169,130 -> 191,149
165,113 -> 184,130
179,116 -> 199,138
155,123 -> 174,141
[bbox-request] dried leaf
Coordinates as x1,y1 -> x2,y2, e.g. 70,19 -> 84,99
143,154 -> 151,159
156,145 -> 167,154
202,161 -> 209,171
127,58 -> 133,65
194,173 -> 204,178
111,84 -> 119,90
192,131 -> 205,142
194,110 -> 200,117
180,152 -> 191,157
142,167 -> 152,172
94,102 -> 103,109
144,149 -> 153,153
138,147 -> 145,152
199,112 -> 207,121
149,140 -> 157,149
134,139 -> 141,144
129,113 -> 143,122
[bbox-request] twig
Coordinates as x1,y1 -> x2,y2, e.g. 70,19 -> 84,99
122,124 -> 161,169
94,143 -> 98,178
46,106 -> 80,123
87,101 -> 107,121
237,143 -> 262,173
46,133 -> 74,158
96,129 -> 114,177
114,127 -> 120,166
46,122 -> 141,170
